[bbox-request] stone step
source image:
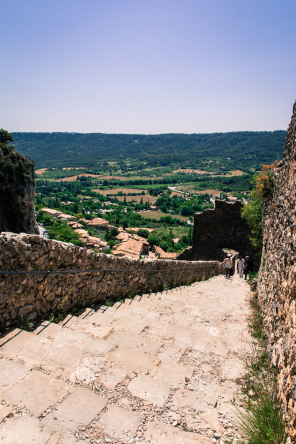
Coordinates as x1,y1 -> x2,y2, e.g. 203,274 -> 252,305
58,314 -> 78,327
33,321 -> 62,340
0,275 -> 251,444
78,307 -> 94,319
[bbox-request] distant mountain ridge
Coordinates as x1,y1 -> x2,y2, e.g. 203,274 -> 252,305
12,131 -> 286,169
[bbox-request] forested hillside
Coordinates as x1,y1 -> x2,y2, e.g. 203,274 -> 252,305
13,131 -> 286,170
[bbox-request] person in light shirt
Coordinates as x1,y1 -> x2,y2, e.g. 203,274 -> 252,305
223,253 -> 233,279
237,256 -> 245,278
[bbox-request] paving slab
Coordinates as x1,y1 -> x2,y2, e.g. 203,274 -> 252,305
199,408 -> 225,433
204,337 -> 230,356
144,420 -> 212,444
0,329 -> 22,347
47,432 -> 87,443
52,329 -> 91,347
45,341 -> 84,367
0,405 -> 13,424
152,362 -> 194,388
189,374 -> 221,405
135,335 -> 162,354
69,321 -> 113,338
109,317 -> 148,334
2,370 -> 70,416
0,330 -> 32,356
83,337 -> 114,356
106,331 -> 141,348
216,401 -> 238,422
18,334 -> 52,365
170,388 -> 212,414
34,321 -> 62,339
100,365 -> 128,389
107,345 -> 160,373
0,415 -> 50,444
217,380 -> 238,403
220,357 -> 246,380
108,331 -> 161,354
88,310 -> 114,325
0,358 -> 31,391
157,345 -> 184,363
128,375 -> 170,407
165,324 -> 210,349
42,387 -> 107,432
97,404 -> 143,443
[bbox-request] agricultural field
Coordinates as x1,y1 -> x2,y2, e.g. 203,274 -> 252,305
139,210 -> 189,222
93,188 -> 147,196
115,195 -> 159,204
34,155 -> 260,254
15,130 -> 286,254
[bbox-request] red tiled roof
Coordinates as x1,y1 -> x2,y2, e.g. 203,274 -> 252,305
154,246 -> 177,260
86,217 -> 109,227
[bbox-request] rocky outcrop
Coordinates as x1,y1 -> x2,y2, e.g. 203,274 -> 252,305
0,146 -> 36,233
188,200 -> 260,267
0,233 -> 222,331
258,101 -> 296,439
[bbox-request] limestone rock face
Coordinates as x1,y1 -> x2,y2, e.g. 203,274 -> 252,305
0,148 -> 36,233
258,101 -> 296,438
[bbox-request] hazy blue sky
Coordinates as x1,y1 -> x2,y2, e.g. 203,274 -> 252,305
1,0 -> 295,133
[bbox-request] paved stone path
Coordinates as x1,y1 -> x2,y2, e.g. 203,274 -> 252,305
0,274 -> 252,443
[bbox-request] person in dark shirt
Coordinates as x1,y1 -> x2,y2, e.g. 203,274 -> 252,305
243,256 -> 253,280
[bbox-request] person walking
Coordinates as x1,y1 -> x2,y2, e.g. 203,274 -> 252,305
243,256 -> 252,280
223,253 -> 233,279
237,256 -> 245,278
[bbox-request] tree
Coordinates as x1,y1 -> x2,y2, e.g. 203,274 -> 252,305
181,206 -> 195,217
0,129 -> 13,145
137,229 -> 149,239
241,162 -> 277,253
241,187 -> 264,252
0,129 -> 14,155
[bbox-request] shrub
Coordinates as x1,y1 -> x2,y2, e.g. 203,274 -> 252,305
241,162 -> 277,253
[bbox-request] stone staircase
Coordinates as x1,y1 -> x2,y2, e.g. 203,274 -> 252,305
0,275 -> 252,444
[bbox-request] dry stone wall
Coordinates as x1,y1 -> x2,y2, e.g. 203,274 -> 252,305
0,233 -> 221,331
258,101 -> 296,439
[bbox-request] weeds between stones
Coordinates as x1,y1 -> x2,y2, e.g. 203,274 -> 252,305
18,317 -> 35,331
236,292 -> 287,444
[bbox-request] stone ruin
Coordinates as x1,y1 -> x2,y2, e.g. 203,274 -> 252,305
179,199 -> 260,269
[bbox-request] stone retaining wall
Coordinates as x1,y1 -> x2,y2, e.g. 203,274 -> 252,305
258,101 -> 296,440
0,233 -> 222,331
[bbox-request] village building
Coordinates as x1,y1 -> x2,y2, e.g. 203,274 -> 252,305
85,217 -> 109,229
126,227 -> 154,234
40,208 -> 62,218
112,230 -> 150,259
154,246 -> 177,260
112,237 -> 149,259
67,221 -> 84,230
40,208 -> 76,221
58,213 -> 76,221
73,228 -> 107,250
